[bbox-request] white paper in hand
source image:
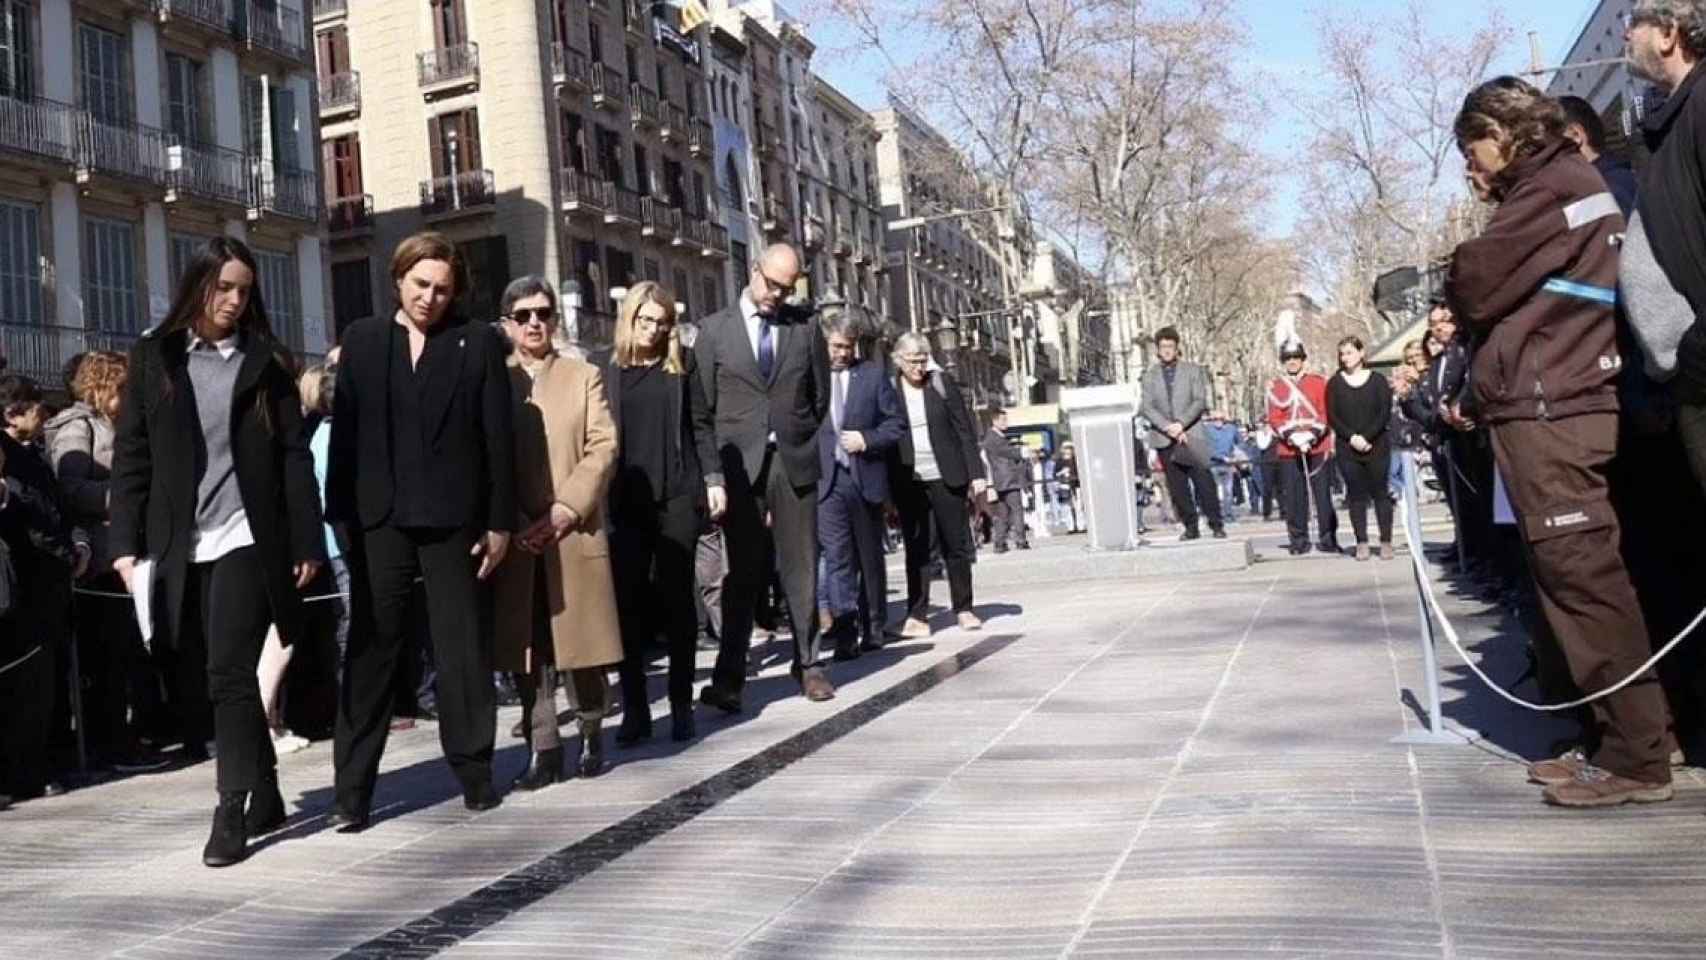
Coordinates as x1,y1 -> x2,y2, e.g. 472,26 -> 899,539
131,557 -> 156,650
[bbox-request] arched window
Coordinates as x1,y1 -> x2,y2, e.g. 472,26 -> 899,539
723,152 -> 743,210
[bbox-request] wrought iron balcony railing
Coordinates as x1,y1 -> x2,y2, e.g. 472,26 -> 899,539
319,71 -> 360,115
166,135 -> 248,206
250,162 -> 319,221
419,169 -> 496,218
551,43 -> 590,91
327,193 -> 373,235
243,0 -> 309,64
417,42 -> 480,89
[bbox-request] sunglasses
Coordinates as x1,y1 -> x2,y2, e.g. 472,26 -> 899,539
509,307 -> 555,325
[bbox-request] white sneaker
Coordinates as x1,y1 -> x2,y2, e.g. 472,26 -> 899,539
271,731 -> 311,755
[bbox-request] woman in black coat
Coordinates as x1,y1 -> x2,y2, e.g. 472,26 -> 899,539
605,282 -> 717,747
110,237 -> 324,868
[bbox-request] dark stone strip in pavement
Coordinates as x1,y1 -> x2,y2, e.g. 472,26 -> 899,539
331,633 -> 1022,960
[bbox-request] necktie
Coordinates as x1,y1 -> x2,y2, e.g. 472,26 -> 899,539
832,370 -> 850,466
757,319 -> 775,381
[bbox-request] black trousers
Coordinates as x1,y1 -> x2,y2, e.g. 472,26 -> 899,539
1159,445 -> 1222,532
819,467 -> 887,631
1444,431 -> 1496,569
612,493 -> 702,720
0,575 -> 66,796
75,574 -> 148,757
336,525 -> 495,809
715,450 -> 820,691
991,488 -> 1028,548
1338,447 -> 1394,544
897,477 -> 974,617
1279,454 -> 1338,546
173,547 -> 275,793
1256,461 -> 1281,519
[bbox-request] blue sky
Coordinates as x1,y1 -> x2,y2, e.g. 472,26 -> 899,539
803,0 -> 1600,235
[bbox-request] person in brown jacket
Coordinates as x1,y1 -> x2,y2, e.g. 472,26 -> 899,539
1448,77 -> 1674,808
491,276 -> 624,790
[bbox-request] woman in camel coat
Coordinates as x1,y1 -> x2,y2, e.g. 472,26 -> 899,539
491,276 -> 622,789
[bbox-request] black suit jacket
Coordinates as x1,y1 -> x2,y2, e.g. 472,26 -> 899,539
888,371 -> 984,490
693,300 -> 827,489
109,328 -> 325,649
817,359 -> 904,504
326,313 -> 516,533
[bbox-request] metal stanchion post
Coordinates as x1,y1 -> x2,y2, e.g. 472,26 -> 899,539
1392,450 -> 1476,747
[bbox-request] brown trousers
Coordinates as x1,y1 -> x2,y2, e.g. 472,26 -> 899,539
1489,413 -> 1672,783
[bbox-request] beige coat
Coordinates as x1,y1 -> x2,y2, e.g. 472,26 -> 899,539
492,353 -> 623,673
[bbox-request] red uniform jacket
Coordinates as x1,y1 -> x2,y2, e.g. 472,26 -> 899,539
1266,373 -> 1334,460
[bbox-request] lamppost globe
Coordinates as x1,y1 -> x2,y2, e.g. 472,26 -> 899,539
931,320 -> 960,355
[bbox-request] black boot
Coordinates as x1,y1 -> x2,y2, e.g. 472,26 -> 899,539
577,712 -> 606,778
511,747 -> 565,792
1317,534 -> 1343,556
203,791 -> 249,868
245,772 -> 288,835
615,708 -> 652,747
671,702 -> 697,743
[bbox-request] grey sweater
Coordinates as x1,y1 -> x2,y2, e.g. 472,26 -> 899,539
187,339 -> 247,538
1621,209 -> 1695,381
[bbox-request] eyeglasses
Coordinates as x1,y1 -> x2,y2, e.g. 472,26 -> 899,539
897,355 -> 929,366
635,314 -> 675,331
754,268 -> 793,296
509,307 -> 555,325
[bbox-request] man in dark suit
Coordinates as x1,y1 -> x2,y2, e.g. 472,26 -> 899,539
1139,325 -> 1225,540
693,243 -> 830,706
816,306 -> 904,666
888,332 -> 986,638
326,232 -> 516,827
981,409 -> 1029,552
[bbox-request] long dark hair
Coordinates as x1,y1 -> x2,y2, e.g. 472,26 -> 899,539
158,236 -> 289,430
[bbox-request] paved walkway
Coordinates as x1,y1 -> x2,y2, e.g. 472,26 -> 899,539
5,512 -> 1705,959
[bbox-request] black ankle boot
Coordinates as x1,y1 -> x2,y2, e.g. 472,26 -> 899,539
246,773 -> 287,835
615,710 -> 651,748
512,747 -> 564,792
203,791 -> 249,868
670,702 -> 696,743
577,713 -> 606,777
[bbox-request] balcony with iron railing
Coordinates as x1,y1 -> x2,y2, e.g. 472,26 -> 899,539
641,196 -> 679,242
157,0 -> 235,36
659,102 -> 686,143
165,135 -> 248,207
419,169 -> 496,219
590,64 -> 625,111
605,185 -> 642,225
760,193 -> 790,234
319,71 -> 360,117
243,1 -> 309,65
249,162 -> 318,221
327,193 -> 373,237
0,323 -> 139,388
629,84 -> 659,129
560,168 -> 607,215
0,96 -> 81,167
702,221 -> 729,259
312,0 -> 346,19
622,0 -> 648,36
417,42 -> 480,92
687,117 -> 711,157
80,114 -> 169,187
551,43 -> 590,92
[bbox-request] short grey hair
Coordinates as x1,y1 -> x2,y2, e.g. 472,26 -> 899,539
894,331 -> 932,358
1633,0 -> 1706,58
819,301 -> 871,340
499,275 -> 557,320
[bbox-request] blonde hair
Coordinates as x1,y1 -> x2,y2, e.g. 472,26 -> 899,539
613,281 -> 684,374
298,363 -> 333,417
72,351 -> 127,420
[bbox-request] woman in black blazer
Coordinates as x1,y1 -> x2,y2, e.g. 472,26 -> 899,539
605,282 -> 718,746
325,231 -> 516,828
110,237 -> 325,868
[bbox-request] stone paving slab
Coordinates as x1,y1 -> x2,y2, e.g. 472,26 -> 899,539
6,511 -> 1706,958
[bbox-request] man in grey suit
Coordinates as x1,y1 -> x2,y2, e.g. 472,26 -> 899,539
1138,326 -> 1225,539
980,409 -> 1030,551
693,243 -> 833,705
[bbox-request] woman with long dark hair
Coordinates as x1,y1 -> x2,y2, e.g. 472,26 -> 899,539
605,282 -> 716,746
1449,76 -> 1671,807
1326,336 -> 1394,560
110,237 -> 325,866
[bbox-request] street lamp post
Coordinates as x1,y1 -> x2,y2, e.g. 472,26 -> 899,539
446,129 -> 461,211
930,316 -> 960,373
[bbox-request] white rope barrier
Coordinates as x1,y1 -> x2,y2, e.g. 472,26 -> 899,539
1397,458 -> 1706,713
0,643 -> 42,676
73,586 -> 349,604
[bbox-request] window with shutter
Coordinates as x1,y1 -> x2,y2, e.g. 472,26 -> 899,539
254,249 -> 302,349
165,54 -> 204,142
317,26 -> 348,78
78,24 -> 129,123
0,2 -> 34,101
270,85 -> 299,172
561,110 -> 586,173
331,259 -> 373,333
168,232 -> 209,288
0,200 -> 42,326
83,217 -> 139,335
430,0 -> 466,49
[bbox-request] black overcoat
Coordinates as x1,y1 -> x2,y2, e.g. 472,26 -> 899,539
109,328 -> 326,649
